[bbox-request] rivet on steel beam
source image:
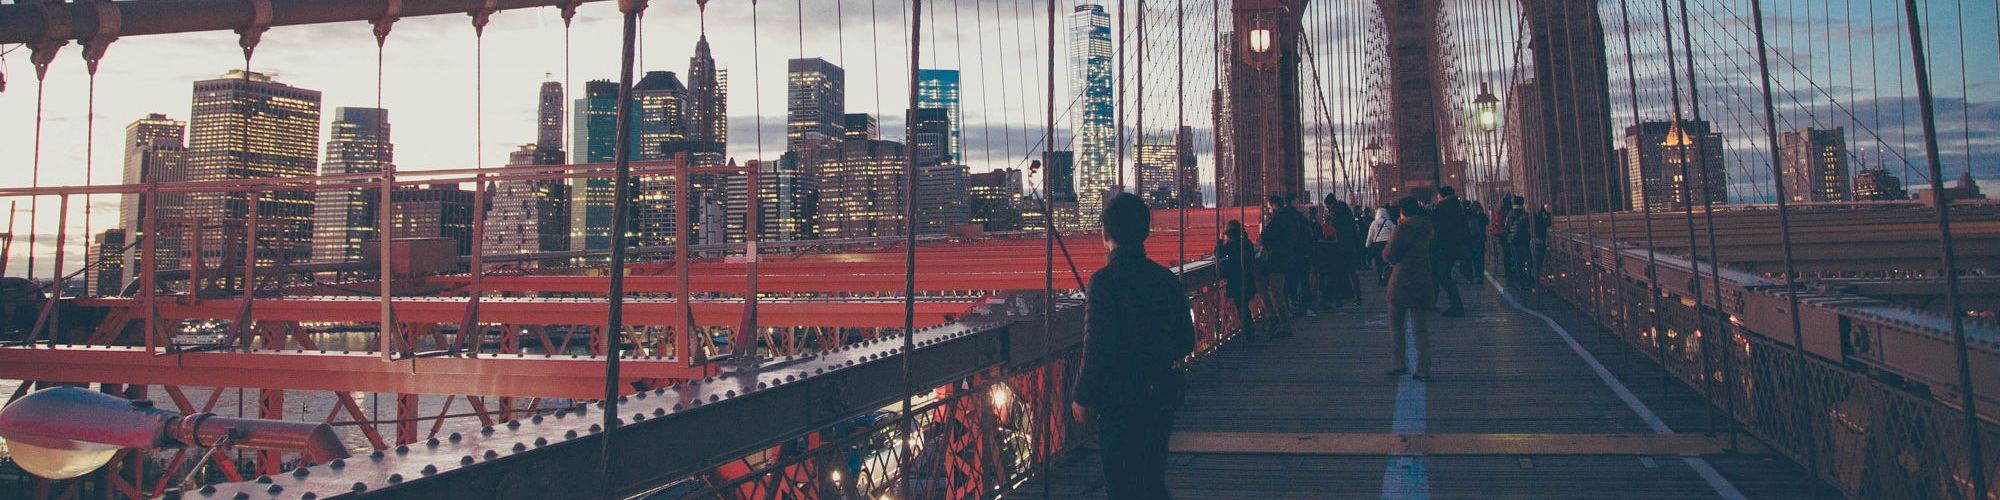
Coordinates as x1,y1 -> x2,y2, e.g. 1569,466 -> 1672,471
708,395 -> 719,402
330,459 -> 345,469
589,424 -> 603,432
421,464 -> 438,475
449,432 -> 463,442
673,404 -> 684,411
652,408 -> 665,416
532,415 -> 544,424
618,395 -> 629,403
534,437 -> 548,447
481,426 -> 495,435
461,456 -> 475,465
632,413 -> 644,421
233,492 -> 250,500
351,482 -> 367,492
255,475 -> 272,484
427,438 -> 440,447
395,445 -> 409,454
566,430 -> 579,439
507,420 -> 521,429
725,390 -> 737,398
301,493 -> 317,500
369,450 -> 385,461
483,450 -> 499,460
387,474 -> 403,484
200,485 -> 217,495
266,484 -> 282,494
292,467 -> 309,477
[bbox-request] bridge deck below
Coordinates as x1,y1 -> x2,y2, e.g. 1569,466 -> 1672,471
1024,277 -> 1833,499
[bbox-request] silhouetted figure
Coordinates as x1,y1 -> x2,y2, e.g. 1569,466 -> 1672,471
1367,205 -> 1399,286
1430,186 -> 1468,317
1318,194 -> 1362,307
1502,196 -> 1532,288
1384,196 -> 1436,380
1073,193 -> 1197,500
1217,221 -> 1259,341
1259,195 -> 1310,337
1531,204 -> 1555,288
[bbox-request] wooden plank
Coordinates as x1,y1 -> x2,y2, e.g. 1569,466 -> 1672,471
1168,432 -> 1766,456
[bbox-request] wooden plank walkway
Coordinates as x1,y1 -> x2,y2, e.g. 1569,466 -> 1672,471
1017,277 -> 1836,499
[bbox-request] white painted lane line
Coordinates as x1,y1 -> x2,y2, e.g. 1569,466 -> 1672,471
1489,280 -> 1747,500
1380,326 -> 1431,500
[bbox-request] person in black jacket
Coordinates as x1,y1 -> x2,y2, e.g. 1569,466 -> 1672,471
1429,186 -> 1468,317
1258,195 -> 1309,337
1217,220 -> 1259,341
1073,192 -> 1198,499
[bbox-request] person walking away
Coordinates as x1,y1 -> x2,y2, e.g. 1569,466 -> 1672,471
1367,205 -> 1398,286
1258,195 -> 1308,337
1464,200 -> 1488,283
1530,204 -> 1555,290
1321,195 -> 1362,307
1429,186 -> 1468,317
1503,196 -> 1532,288
1217,221 -> 1259,342
1073,193 -> 1198,499
1384,196 -> 1436,380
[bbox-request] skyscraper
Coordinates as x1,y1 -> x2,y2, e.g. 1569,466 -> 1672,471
312,107 -> 393,266
631,71 -> 692,160
390,184 -> 476,257
688,35 -> 729,151
537,81 -> 565,152
842,113 -> 879,141
1043,151 -> 1078,203
917,163 -> 971,234
916,69 -> 963,163
1624,120 -> 1726,211
185,70 -> 322,275
571,80 -> 620,254
909,107 -> 952,166
787,58 -> 846,153
969,168 -> 1024,231
813,139 -> 907,238
1781,127 -> 1850,203
486,144 -> 571,266
726,153 -> 818,242
120,113 -> 188,272
1070,4 -> 1113,224
87,229 -> 125,296
1134,128 -> 1195,208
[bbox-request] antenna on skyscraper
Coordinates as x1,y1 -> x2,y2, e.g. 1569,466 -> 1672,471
697,0 -> 708,34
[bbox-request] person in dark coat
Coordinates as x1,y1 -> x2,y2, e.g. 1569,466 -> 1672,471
1503,196 -> 1532,288
1073,192 -> 1198,500
1258,195 -> 1308,337
1429,186 -> 1468,317
1217,220 -> 1259,341
1384,196 -> 1436,380
1318,194 -> 1362,307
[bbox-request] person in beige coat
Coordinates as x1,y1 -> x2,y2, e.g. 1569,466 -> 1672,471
1383,196 -> 1436,380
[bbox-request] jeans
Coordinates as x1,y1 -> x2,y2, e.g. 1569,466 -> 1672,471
1095,400 -> 1176,499
1431,252 -> 1464,311
1390,304 -> 1432,377
1261,271 -> 1293,335
1464,244 -> 1486,282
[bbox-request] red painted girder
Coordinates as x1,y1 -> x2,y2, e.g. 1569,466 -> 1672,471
0,346 -> 703,398
72,297 -> 978,328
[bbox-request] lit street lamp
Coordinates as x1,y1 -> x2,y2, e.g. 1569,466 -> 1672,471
0,386 -> 349,480
1473,82 -> 1501,132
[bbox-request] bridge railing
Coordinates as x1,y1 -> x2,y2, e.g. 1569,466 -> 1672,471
1542,226 -> 1999,499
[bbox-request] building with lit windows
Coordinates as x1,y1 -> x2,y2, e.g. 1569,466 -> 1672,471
842,113 -> 878,141
1781,127 -> 1850,203
726,153 -> 818,242
87,229 -> 125,296
537,81 -> 564,152
571,80 -> 620,255
390,184 -> 475,257
1624,120 -> 1726,211
1134,127 -> 1197,208
910,108 -> 952,167
969,168 -> 1024,231
1853,168 -> 1909,201
185,70 -> 322,277
813,139 -> 907,238
120,113 -> 189,273
918,163 -> 971,235
1043,150 -> 1078,203
485,144 -> 572,267
311,107 -> 393,267
1070,4 -> 1113,224
688,35 -> 729,153
916,69 -> 963,164
787,58 -> 846,153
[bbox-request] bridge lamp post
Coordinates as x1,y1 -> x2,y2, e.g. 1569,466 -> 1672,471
1473,83 -> 1500,201
0,387 -> 348,480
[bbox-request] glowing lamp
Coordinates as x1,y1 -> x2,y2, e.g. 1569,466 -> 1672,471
1363,141 -> 1383,165
0,387 -> 349,480
1248,28 -> 1273,54
1473,82 -> 1501,132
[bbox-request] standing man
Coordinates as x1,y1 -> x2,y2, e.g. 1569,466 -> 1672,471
1384,196 -> 1437,380
1073,193 -> 1198,499
1429,186 -> 1468,317
1259,195 -> 1308,337
1503,196 -> 1532,287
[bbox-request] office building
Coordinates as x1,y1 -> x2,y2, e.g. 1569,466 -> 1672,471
1135,127 -> 1197,208
813,139 -> 907,238
918,163 -> 971,234
916,69 -> 963,163
688,35 -> 729,150
969,168 -> 1024,231
120,113 -> 189,272
1044,151 -> 1078,202
842,113 -> 879,141
1781,127 -> 1850,203
910,107 -> 952,166
537,81 -> 564,151
390,184 -> 476,257
1853,168 -> 1909,201
571,80 -> 621,255
1624,120 -> 1726,211
87,229 -> 125,296
184,70 -> 322,275
1070,4 -> 1113,224
311,107 -> 393,266
726,153 -> 818,242
485,144 -> 572,266
788,58 -> 846,153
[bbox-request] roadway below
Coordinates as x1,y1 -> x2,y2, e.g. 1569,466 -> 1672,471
1019,275 -> 1838,499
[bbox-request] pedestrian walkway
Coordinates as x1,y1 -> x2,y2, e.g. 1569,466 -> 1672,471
1022,277 -> 1835,499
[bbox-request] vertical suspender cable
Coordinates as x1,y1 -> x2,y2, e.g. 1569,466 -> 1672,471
1747,0 -> 1821,492
601,0 -> 646,495
1176,0 -> 1185,267
1900,0 -> 1989,497
898,1 -> 923,498
1118,0 -> 1128,190
1614,0 -> 1667,398
1675,0 -> 1735,448
1655,0 -> 1713,430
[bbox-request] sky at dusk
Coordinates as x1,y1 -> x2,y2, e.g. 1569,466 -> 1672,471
0,0 -> 1996,278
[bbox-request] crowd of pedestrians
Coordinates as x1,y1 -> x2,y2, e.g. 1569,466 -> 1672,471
1075,188 -> 1557,497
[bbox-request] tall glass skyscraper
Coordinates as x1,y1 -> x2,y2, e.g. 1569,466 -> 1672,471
185,70 -> 322,273
571,80 -> 621,254
1070,4 -> 1113,224
787,58 -> 846,153
916,69 -> 962,164
311,107 -> 393,266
